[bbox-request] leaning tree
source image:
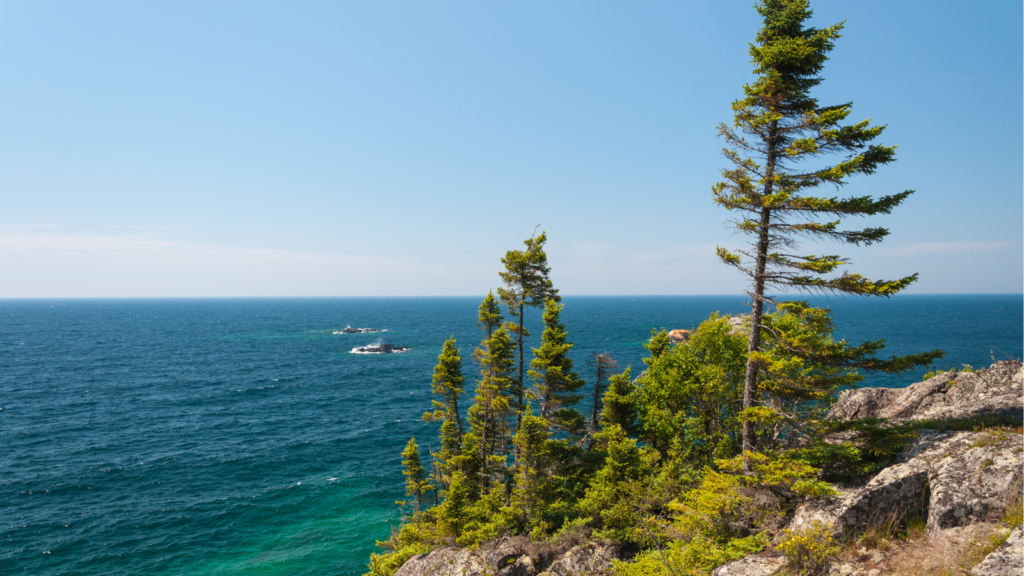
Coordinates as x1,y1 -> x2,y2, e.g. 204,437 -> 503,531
713,0 -> 926,470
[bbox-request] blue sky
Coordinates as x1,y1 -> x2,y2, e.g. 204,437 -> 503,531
1,0 -> 1021,297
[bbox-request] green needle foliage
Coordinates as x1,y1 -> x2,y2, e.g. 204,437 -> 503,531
599,367 -> 639,439
477,291 -> 503,339
498,230 -> 559,440
528,299 -> 586,438
465,325 -> 516,492
399,438 -> 431,515
424,337 -> 466,481
711,0 -> 935,469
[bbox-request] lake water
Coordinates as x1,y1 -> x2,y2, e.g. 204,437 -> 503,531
1,295 -> 1020,575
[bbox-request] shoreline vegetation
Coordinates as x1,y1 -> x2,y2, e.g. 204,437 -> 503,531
361,2 -> 1023,575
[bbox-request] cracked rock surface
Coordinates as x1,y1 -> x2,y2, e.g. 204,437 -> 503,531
972,525 -> 1023,576
829,361 -> 1023,423
394,539 -> 622,576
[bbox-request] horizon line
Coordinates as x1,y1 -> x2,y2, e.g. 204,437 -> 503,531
0,293 -> 1021,300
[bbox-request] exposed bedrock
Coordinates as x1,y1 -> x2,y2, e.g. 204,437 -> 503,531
393,538 -> 625,576
828,360 -> 1023,423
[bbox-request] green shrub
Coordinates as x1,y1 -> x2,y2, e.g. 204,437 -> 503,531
776,522 -> 839,575
365,543 -> 431,576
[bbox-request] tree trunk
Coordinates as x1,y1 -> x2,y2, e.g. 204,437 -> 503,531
742,120 -> 778,474
513,300 -> 525,465
516,301 -> 525,433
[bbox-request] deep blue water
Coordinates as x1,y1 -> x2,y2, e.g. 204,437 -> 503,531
1,295 -> 1020,576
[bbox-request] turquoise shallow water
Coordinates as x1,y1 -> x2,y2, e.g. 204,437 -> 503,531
1,295 -> 1021,575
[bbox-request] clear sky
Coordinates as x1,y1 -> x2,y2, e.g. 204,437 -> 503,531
2,1 -> 1021,297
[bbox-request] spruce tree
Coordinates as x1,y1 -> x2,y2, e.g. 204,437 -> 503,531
599,368 -> 639,438
713,0 -> 925,470
498,231 -> 559,438
643,329 -> 671,366
424,337 -> 465,469
528,299 -> 586,436
466,325 -> 516,492
477,291 -> 503,339
400,437 -> 430,514
510,409 -> 553,533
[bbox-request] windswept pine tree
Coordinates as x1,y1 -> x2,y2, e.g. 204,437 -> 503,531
498,231 -> 559,439
711,0 -> 938,469
528,299 -> 586,437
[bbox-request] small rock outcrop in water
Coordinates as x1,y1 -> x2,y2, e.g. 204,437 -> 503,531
667,329 -> 690,343
393,537 -> 626,576
351,343 -> 409,354
334,327 -> 385,334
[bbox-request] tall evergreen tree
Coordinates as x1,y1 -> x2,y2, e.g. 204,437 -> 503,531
498,231 -> 559,438
510,409 -> 554,532
528,299 -> 586,437
424,337 -> 465,469
712,0 -> 924,470
465,325 -> 516,492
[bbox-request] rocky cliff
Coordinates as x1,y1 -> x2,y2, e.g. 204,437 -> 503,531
393,537 -> 626,576
395,361 -> 1023,576
714,360 -> 1023,576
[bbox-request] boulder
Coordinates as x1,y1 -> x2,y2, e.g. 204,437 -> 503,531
727,315 -> 749,335
667,329 -> 690,343
972,525 -> 1023,576
829,361 -> 1023,424
544,543 -> 618,576
395,539 -> 623,576
791,429 -> 1023,539
924,431 -> 1023,534
831,461 -> 929,536
394,548 -> 483,576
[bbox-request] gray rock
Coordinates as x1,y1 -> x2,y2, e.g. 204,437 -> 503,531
925,431 -> 1023,534
815,430 -> 1023,538
545,544 -> 617,576
972,525 -> 1023,576
394,547 -> 483,576
789,488 -> 856,534
711,555 -> 786,576
829,361 -> 1023,424
395,539 -> 623,576
483,539 -> 527,573
832,461 -> 929,537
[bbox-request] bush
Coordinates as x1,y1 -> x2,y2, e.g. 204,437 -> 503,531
776,522 -> 839,575
365,543 -> 432,576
